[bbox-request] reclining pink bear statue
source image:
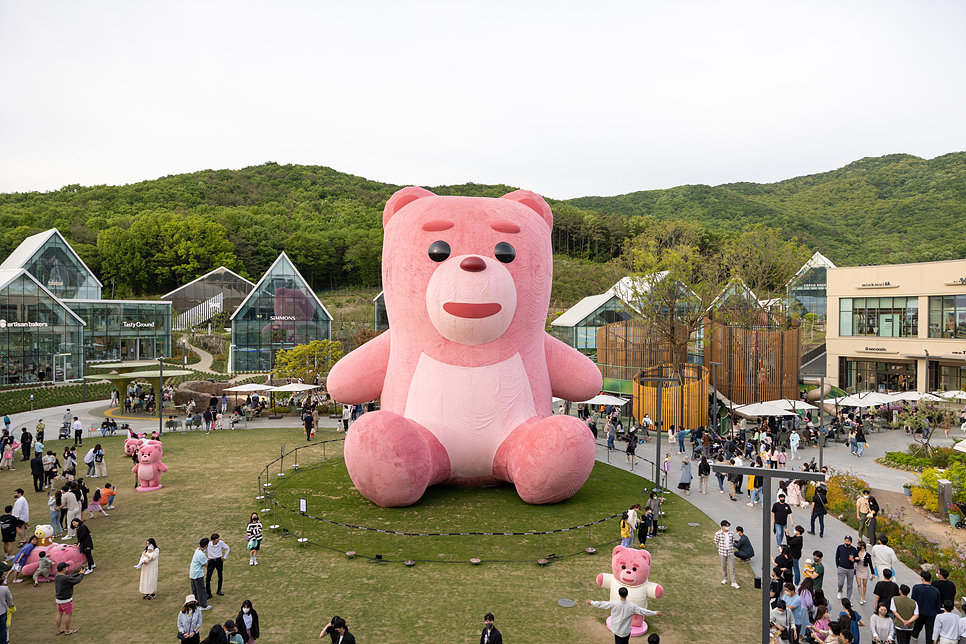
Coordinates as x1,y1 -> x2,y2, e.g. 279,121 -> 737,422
596,545 -> 664,636
20,526 -> 86,579
327,187 -> 603,507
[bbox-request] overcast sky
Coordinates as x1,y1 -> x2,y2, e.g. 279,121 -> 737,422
1,1 -> 964,200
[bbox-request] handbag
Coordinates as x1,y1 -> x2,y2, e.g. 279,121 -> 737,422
247,538 -> 257,550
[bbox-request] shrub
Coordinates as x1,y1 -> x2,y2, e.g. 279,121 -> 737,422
910,487 -> 938,512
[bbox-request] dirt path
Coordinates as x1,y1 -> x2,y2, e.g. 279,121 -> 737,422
874,488 -> 966,549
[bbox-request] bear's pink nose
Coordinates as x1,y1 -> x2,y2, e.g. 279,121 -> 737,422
460,256 -> 486,272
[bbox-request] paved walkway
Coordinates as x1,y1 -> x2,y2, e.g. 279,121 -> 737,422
594,434 -> 938,644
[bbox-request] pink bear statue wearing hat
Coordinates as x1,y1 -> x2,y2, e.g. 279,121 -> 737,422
132,440 -> 167,491
327,187 -> 602,507
596,545 -> 664,635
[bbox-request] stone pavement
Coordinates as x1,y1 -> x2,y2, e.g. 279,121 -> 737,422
592,429 -> 961,644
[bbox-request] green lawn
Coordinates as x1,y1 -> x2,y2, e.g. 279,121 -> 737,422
4,426 -> 757,643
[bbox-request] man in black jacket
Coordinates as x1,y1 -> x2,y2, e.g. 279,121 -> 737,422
835,535 -> 857,601
480,612 -> 502,644
734,526 -> 755,562
30,454 -> 45,493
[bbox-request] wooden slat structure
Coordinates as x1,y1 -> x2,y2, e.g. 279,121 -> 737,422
596,320 -> 676,382
704,319 -> 801,405
633,364 -> 709,431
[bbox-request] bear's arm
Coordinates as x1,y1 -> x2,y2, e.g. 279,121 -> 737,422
157,462 -> 168,473
645,581 -> 664,600
327,332 -> 390,404
545,334 -> 603,402
597,573 -> 613,589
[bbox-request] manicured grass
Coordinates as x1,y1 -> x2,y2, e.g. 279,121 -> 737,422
3,425 -> 758,643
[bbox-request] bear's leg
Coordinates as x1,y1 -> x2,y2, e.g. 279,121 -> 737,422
344,411 -> 450,507
493,415 -> 596,505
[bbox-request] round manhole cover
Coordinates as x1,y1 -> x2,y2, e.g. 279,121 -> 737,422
557,598 -> 576,608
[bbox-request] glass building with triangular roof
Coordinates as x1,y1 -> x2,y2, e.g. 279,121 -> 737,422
229,252 -> 333,372
0,229 -> 102,300
161,266 -> 255,330
0,268 -> 86,384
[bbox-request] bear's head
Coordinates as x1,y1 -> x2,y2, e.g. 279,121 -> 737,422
610,545 -> 652,587
124,438 -> 144,456
138,441 -> 163,464
382,187 -> 554,349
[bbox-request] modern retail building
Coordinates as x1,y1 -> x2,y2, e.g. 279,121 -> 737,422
825,258 -> 966,394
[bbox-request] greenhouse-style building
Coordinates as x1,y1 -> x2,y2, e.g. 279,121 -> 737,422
0,229 -> 102,300
161,266 -> 255,330
0,268 -> 87,385
229,252 -> 333,372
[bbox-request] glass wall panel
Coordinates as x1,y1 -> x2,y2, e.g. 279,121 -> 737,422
788,266 -> 829,318
839,297 -> 919,338
21,233 -> 101,299
65,300 -> 171,362
842,359 -> 917,393
928,294 -> 966,338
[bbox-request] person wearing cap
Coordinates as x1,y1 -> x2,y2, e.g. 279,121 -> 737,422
771,493 -> 793,549
178,594 -> 203,644
54,561 -> 85,635
713,520 -> 740,589
835,535 -> 858,602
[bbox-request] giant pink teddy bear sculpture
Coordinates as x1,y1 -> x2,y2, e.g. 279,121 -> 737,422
327,188 -> 602,507
131,439 -> 167,491
20,542 -> 87,579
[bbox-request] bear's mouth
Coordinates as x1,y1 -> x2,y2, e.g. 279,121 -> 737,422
443,302 -> 502,319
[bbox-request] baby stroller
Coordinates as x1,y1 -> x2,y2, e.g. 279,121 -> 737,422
58,422 -> 71,440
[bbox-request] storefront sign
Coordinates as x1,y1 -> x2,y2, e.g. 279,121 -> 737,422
0,319 -> 49,328
270,315 -> 297,321
856,282 -> 898,289
858,347 -> 899,354
945,277 -> 966,286
122,321 -> 156,328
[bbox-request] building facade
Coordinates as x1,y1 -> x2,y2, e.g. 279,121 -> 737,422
230,253 -> 332,372
826,259 -> 966,393
64,300 -> 172,362
162,266 -> 254,330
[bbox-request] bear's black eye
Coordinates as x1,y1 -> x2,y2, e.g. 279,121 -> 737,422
632,566 -> 637,571
621,564 -> 626,569
494,242 -> 515,263
428,240 -> 451,262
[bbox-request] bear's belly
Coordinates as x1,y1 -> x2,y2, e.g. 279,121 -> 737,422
403,352 -> 536,479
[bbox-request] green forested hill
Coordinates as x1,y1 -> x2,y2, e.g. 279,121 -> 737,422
0,153 -> 962,304
565,152 -> 966,266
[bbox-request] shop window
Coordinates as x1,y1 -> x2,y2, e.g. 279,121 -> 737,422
929,295 -> 966,339
839,297 -> 919,338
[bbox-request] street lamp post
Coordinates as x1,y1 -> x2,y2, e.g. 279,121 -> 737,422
158,357 -> 164,436
638,374 -> 678,492
713,464 -> 826,644
710,361 -> 721,432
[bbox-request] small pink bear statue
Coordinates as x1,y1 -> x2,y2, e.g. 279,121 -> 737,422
595,545 -> 664,635
327,187 -> 603,507
132,440 -> 167,491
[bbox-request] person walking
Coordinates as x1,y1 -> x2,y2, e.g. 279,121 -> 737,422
302,410 -> 314,442
479,612 -> 502,644
235,599 -> 260,644
771,493 -> 793,549
714,520 -> 740,589
0,571 -> 13,644
606,420 -> 617,452
625,425 -> 638,465
786,525 -> 805,586
910,570 -> 942,644
789,428 -> 800,462
203,408 -> 213,435
190,538 -> 212,611
835,535 -> 858,602
854,540 -> 872,605
136,538 -> 159,599
856,489 -> 879,545
697,456 -> 710,495
30,453 -> 45,493
206,533 -> 230,598
872,569 -> 900,615
678,456 -> 692,496
727,460 -> 741,502
586,586 -> 662,644
932,600 -> 959,644
54,561 -> 85,635
72,416 -> 83,446
11,490 -> 28,545
246,513 -> 262,566
809,484 -> 828,537
178,595 -> 204,644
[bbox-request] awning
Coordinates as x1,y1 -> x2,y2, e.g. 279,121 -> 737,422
762,398 -> 818,411
732,402 -> 798,417
553,394 -> 629,406
223,383 -> 272,392
269,383 -> 319,393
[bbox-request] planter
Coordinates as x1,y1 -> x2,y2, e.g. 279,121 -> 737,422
903,486 -> 913,497
950,513 -> 962,527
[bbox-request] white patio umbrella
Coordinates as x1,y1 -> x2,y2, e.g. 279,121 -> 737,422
937,390 -> 966,401
733,402 -> 798,417
552,395 -> 629,406
889,391 -> 943,403
223,383 -> 271,392
269,383 -> 319,393
764,398 -> 818,411
837,392 -> 893,407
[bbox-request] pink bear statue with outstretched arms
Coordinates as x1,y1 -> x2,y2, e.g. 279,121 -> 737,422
132,440 -> 167,491
596,545 -> 664,635
327,187 -> 603,507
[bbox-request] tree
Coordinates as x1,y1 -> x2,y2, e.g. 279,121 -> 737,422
271,340 -> 343,383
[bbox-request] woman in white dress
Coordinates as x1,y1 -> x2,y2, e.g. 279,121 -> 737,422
136,537 -> 159,599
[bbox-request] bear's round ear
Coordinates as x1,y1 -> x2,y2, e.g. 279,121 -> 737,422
612,545 -> 626,556
639,549 -> 651,565
501,189 -> 553,228
384,187 -> 436,227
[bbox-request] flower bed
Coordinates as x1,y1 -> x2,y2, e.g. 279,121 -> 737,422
825,469 -> 966,597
